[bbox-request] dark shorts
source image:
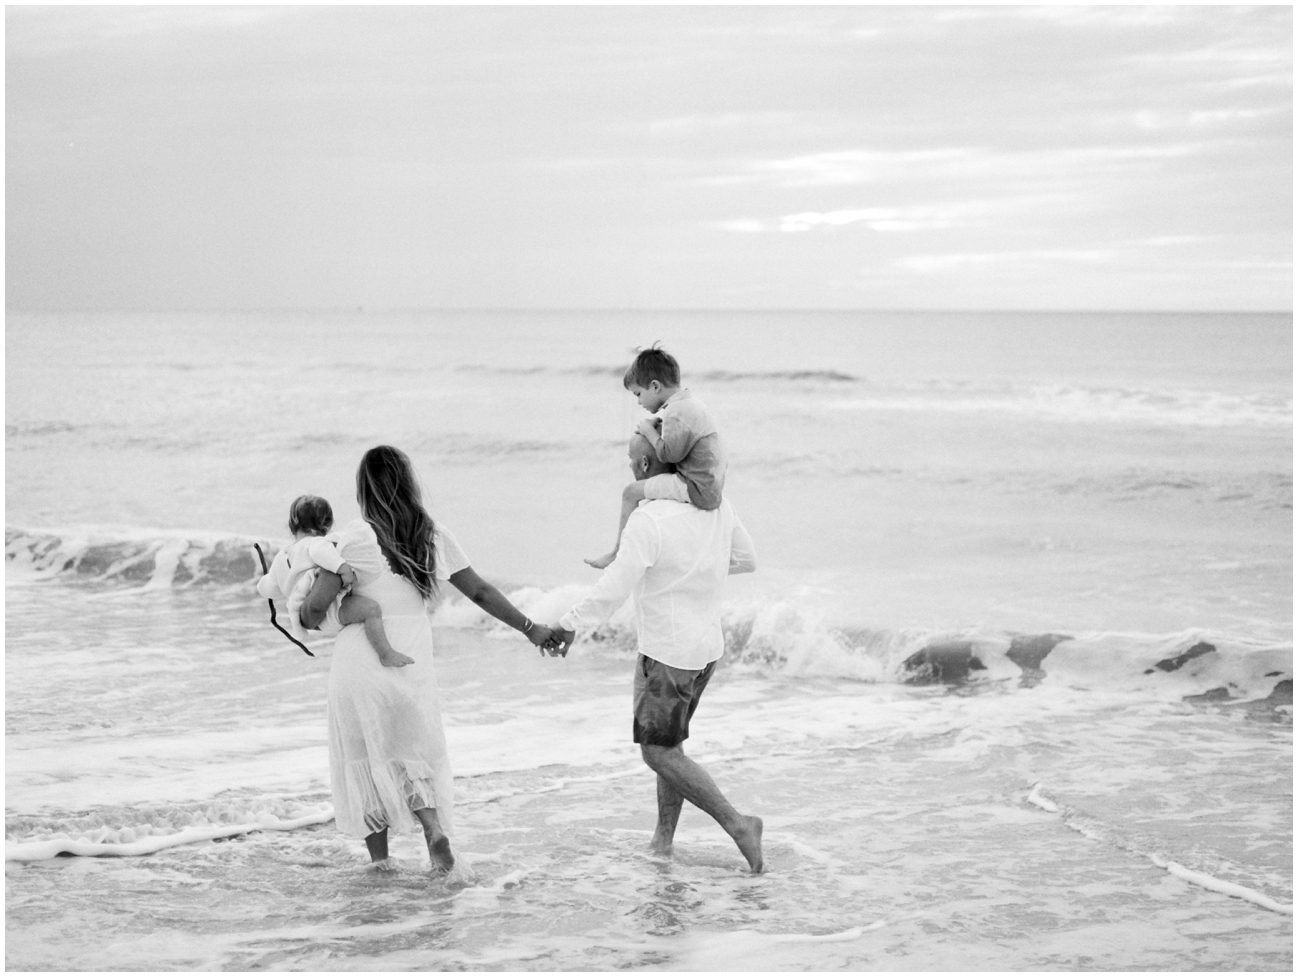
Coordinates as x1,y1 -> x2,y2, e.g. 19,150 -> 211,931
632,655 -> 717,748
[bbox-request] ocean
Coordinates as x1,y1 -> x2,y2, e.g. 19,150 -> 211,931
5,308 -> 1293,971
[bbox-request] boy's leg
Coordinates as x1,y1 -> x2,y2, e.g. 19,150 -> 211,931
339,594 -> 415,668
585,480 -> 648,569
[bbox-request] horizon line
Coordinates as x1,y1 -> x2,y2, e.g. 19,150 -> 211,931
6,305 -> 1292,317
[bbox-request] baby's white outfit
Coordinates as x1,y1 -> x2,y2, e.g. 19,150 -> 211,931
255,535 -> 348,641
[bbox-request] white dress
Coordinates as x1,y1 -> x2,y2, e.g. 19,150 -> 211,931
326,518 -> 470,839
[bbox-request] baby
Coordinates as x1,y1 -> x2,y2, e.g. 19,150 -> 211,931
256,494 -> 414,668
586,344 -> 726,569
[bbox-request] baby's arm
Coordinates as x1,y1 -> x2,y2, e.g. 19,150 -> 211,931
338,593 -> 414,668
304,537 -> 347,574
303,538 -> 358,592
256,573 -> 286,600
256,551 -> 291,600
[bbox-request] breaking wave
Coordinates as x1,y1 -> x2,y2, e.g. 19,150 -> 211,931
8,527 -> 1291,705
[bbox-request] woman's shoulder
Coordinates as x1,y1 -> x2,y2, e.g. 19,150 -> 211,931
336,518 -> 377,539
432,522 -> 471,579
334,519 -> 381,560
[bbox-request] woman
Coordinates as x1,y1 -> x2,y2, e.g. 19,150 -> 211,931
300,445 -> 555,874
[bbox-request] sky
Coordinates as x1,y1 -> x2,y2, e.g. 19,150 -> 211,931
5,4 -> 1292,312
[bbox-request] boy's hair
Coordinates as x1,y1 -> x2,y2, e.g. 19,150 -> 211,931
288,495 -> 334,536
623,343 -> 681,389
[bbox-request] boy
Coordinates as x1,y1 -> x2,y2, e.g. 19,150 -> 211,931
586,345 -> 726,569
256,494 -> 414,668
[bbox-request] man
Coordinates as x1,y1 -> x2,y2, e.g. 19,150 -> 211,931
547,432 -> 763,873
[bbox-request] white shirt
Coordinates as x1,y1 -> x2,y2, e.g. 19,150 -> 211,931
332,518 -> 471,593
559,498 -> 756,670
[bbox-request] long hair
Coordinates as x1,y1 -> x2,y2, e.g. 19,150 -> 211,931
355,445 -> 437,598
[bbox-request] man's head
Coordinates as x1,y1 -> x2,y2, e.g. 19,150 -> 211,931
628,432 -> 675,481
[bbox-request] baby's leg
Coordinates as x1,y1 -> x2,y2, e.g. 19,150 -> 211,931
339,594 -> 415,668
585,480 -> 648,569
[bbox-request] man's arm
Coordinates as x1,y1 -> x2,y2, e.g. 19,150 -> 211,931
558,512 -> 658,633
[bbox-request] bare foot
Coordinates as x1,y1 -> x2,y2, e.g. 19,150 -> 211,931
369,857 -> 398,873
584,552 -> 616,570
378,651 -> 415,668
733,815 -> 764,873
427,834 -> 455,874
648,835 -> 673,858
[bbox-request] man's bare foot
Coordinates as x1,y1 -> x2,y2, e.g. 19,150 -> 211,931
733,815 -> 764,873
584,551 -> 617,570
378,651 -> 415,668
426,834 -> 455,874
648,834 -> 673,858
369,857 -> 398,873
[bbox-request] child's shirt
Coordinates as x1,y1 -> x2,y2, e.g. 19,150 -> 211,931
643,388 -> 725,510
256,535 -> 347,638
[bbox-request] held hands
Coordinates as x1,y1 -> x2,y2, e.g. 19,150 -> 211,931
524,621 -> 568,658
337,563 -> 357,589
524,620 -> 574,657
545,626 -> 575,658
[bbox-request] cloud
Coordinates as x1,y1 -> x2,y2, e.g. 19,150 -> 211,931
710,205 -> 972,235
1013,6 -> 1184,29
709,219 -> 768,234
896,233 -> 1257,276
702,140 -> 1236,195
898,250 -> 1119,274
5,4 -> 1288,311
704,148 -> 978,188
648,112 -> 799,138
1136,235 -> 1215,247
6,6 -> 284,56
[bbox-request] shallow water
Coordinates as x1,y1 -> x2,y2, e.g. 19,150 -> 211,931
6,309 -> 1292,970
5,581 -> 1293,971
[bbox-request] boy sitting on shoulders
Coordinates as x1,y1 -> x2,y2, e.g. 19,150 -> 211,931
587,344 -> 726,569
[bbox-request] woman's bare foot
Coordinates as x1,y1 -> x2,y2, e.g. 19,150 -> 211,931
733,815 -> 764,873
378,651 -> 415,668
427,834 -> 455,874
584,551 -> 617,570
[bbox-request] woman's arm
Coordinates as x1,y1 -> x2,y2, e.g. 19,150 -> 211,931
448,566 -> 553,649
299,570 -> 344,630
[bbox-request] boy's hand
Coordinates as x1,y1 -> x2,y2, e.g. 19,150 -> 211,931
636,416 -> 661,440
337,563 -> 357,588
